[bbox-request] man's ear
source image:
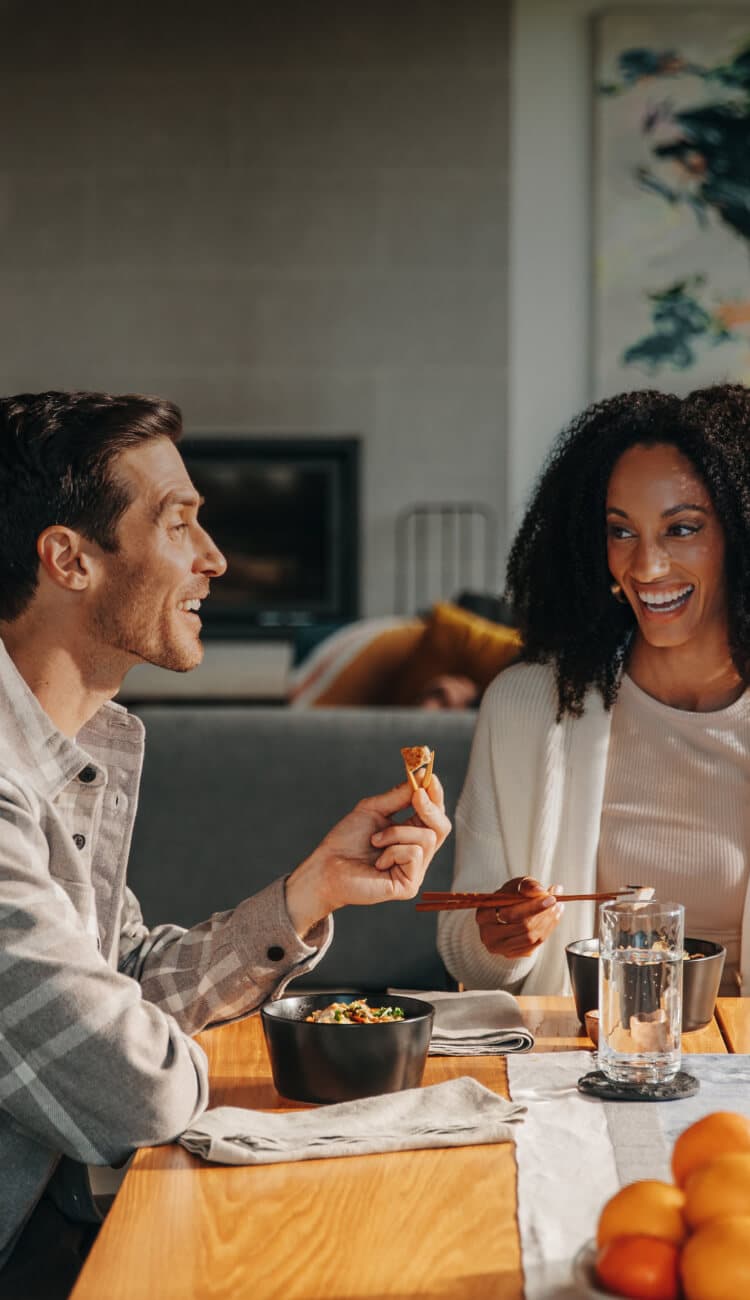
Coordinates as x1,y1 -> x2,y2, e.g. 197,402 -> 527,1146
36,526 -> 93,592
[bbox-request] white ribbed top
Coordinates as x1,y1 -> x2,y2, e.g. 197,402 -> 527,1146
598,674 -> 750,994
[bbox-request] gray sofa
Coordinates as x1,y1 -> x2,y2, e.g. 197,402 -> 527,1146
128,707 -> 477,991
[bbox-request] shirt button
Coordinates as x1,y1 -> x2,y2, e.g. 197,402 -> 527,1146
79,766 -> 97,784
267,945 -> 285,963
73,833 -> 86,850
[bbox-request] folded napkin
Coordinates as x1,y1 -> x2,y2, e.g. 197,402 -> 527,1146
389,988 -> 535,1055
178,1076 -> 526,1166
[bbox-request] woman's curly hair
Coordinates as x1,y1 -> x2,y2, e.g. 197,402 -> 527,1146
505,383 -> 750,719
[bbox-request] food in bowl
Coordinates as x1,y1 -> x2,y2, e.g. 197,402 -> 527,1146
262,993 -> 434,1103
305,998 -> 405,1024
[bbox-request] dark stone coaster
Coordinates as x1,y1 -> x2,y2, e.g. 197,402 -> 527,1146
577,1069 -> 700,1102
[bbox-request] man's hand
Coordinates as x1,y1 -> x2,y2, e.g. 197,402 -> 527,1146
475,877 -> 564,959
285,776 -> 451,938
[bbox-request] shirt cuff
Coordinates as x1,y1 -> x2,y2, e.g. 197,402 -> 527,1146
229,877 -> 334,991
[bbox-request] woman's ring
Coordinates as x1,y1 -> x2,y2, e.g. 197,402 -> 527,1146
495,908 -> 509,925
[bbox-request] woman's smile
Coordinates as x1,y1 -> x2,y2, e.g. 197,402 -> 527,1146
633,582 -> 694,617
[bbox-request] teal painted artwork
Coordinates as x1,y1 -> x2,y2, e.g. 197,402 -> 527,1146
622,277 -> 735,373
594,13 -> 750,396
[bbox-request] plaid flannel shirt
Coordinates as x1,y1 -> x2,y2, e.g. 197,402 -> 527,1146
0,640 -> 332,1265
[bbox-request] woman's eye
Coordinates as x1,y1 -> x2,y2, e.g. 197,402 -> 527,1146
668,522 -> 700,537
607,524 -> 635,540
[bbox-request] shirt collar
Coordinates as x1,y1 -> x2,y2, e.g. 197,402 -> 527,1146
0,638 -> 144,799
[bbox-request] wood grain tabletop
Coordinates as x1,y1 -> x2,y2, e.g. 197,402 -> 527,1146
69,995 -> 738,1300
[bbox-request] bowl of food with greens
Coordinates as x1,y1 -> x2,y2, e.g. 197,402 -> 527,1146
261,993 -> 434,1103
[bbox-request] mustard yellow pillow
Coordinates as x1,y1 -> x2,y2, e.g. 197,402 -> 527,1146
393,602 -> 521,705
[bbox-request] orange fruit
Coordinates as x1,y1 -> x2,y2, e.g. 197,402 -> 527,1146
683,1151 -> 750,1228
680,1214 -> 750,1300
597,1180 -> 686,1249
671,1111 -> 750,1187
596,1234 -> 680,1300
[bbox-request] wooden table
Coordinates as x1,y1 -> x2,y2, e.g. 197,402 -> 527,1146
70,997 -> 737,1300
715,998 -> 750,1053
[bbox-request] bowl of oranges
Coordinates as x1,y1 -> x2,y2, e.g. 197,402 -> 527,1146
573,1110 -> 750,1299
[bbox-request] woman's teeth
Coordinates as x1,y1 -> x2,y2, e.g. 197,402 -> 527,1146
637,585 -> 694,613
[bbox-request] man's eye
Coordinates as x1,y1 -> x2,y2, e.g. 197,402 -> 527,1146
170,522 -> 189,535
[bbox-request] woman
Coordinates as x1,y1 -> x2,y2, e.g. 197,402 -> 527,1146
438,384 -> 750,996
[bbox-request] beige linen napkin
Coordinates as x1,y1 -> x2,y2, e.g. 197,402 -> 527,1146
388,988 -> 535,1055
178,1076 -> 526,1166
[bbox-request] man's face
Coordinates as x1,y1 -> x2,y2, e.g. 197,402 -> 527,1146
89,438 -> 226,672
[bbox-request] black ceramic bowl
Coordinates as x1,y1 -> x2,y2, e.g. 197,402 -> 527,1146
565,937 -> 726,1033
261,993 -> 435,1104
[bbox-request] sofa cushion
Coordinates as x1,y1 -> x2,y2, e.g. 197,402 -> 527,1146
128,706 -> 476,991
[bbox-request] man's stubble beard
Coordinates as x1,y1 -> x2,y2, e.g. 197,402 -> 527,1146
90,565 -> 203,675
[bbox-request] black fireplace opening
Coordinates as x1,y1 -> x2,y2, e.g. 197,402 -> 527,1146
180,437 -> 360,638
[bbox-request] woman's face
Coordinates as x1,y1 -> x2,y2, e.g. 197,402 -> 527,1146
606,442 -> 728,650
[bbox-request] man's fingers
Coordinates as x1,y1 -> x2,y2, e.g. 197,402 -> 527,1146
411,784 -> 450,843
373,843 -> 425,875
421,773 -> 445,806
412,782 -> 447,819
368,775 -> 446,819
359,781 -> 419,818
372,824 -> 437,853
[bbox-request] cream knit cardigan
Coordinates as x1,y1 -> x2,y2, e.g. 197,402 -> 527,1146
437,661 -> 750,996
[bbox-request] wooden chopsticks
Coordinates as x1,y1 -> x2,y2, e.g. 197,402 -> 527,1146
415,889 -> 638,912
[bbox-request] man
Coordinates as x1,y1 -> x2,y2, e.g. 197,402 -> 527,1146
0,391 -> 450,1297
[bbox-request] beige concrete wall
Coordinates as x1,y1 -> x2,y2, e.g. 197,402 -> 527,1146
0,0 -> 508,616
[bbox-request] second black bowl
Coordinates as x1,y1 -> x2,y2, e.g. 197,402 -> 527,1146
565,937 -> 726,1032
261,993 -> 434,1104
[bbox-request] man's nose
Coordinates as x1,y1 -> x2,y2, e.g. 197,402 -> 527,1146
194,528 -> 227,578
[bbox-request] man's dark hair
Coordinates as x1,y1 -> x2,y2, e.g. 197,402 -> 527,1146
0,391 -> 182,621
505,383 -> 750,719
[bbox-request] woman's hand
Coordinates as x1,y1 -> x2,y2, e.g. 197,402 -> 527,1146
286,777 -> 451,937
475,876 -> 564,959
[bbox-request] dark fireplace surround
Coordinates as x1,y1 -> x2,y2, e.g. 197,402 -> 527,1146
180,437 -> 360,639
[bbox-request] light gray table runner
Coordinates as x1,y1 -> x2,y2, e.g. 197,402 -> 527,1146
389,988 -> 535,1055
179,1076 -> 526,1166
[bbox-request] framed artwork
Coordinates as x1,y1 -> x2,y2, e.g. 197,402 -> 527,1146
594,10 -> 750,396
